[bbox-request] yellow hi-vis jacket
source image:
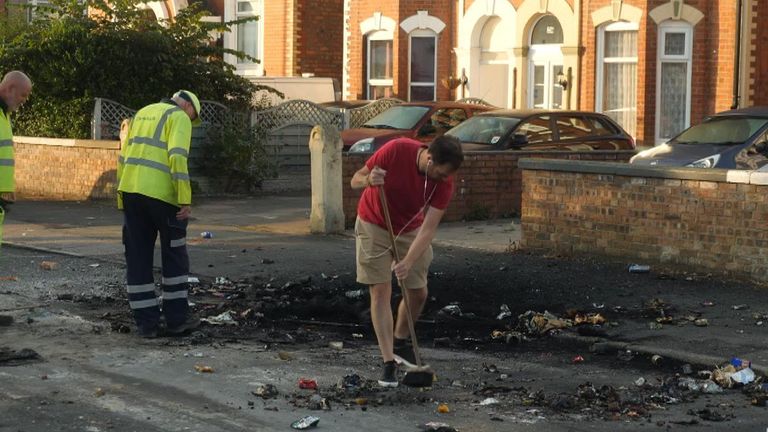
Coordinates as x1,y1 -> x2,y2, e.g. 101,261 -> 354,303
117,102 -> 192,209
0,107 -> 14,193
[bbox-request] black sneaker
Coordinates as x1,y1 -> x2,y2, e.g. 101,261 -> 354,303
166,316 -> 200,336
378,360 -> 398,388
393,343 -> 417,368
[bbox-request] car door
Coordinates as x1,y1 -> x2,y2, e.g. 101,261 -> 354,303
510,116 -> 555,150
553,115 -> 596,150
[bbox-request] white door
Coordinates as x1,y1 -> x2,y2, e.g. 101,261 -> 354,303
528,44 -> 563,109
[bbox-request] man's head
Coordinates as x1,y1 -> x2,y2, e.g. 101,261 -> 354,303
172,90 -> 202,126
426,135 -> 464,181
0,71 -> 32,112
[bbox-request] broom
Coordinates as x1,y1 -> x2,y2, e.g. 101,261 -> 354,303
378,186 -> 435,388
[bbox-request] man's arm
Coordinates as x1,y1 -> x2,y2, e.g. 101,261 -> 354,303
393,206 -> 445,281
166,115 -> 192,207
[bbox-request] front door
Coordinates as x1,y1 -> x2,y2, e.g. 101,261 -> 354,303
527,15 -> 565,110
529,60 -> 563,109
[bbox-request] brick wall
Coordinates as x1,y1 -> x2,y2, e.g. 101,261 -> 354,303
341,150 -> 635,227
346,1 -> 454,101
297,0 -> 344,84
520,159 -> 768,282
581,0 -> 741,146
14,138 -> 119,201
263,2 -> 290,76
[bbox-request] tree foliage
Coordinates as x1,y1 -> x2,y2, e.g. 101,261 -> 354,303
0,0 -> 270,138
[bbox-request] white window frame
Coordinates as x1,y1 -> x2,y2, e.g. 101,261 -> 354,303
655,21 -> 693,145
596,21 -> 639,137
26,0 -> 51,22
223,0 -> 263,76
408,29 -> 438,102
366,30 -> 393,100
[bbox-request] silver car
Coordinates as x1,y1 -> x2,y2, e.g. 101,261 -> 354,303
630,107 -> 768,169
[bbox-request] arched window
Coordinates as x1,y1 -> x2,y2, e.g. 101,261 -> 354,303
530,15 -> 563,45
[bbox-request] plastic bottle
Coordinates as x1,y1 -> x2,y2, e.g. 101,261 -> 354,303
628,264 -> 650,273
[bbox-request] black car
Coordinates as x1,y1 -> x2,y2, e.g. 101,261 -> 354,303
630,106 -> 768,169
445,109 -> 635,151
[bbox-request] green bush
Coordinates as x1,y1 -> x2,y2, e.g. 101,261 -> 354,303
0,0 -> 267,138
201,114 -> 277,193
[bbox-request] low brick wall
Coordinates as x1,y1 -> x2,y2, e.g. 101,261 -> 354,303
14,136 -> 119,200
342,150 -> 635,227
520,159 -> 768,282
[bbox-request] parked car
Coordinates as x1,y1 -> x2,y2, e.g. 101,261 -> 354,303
630,107 -> 768,169
445,109 -> 635,151
343,101 -> 492,153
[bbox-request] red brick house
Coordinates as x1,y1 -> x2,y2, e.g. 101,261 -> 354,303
343,0 -> 767,146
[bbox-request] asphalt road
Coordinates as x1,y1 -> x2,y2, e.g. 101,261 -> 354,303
3,247 -> 768,431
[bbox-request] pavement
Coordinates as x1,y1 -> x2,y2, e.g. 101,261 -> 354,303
3,193 -> 768,379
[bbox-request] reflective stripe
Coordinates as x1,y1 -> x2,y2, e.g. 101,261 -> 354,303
153,107 -> 180,140
125,157 -> 170,173
0,139 -> 12,147
127,283 -> 155,294
118,155 -> 125,164
126,107 -> 181,149
162,275 -> 188,285
0,159 -> 14,166
168,147 -> 189,158
172,172 -> 190,181
170,238 -> 186,247
130,136 -> 167,150
129,298 -> 159,309
162,290 -> 188,300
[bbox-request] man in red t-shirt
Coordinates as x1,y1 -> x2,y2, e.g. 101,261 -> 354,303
351,135 -> 464,388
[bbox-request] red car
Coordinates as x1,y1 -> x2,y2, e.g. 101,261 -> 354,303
342,101 -> 492,153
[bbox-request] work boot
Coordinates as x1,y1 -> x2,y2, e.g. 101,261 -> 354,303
378,360 -> 398,388
137,325 -> 159,339
393,339 -> 417,368
166,316 -> 200,336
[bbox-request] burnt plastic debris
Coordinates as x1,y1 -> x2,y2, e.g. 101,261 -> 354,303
628,264 -> 650,273
421,422 -> 459,432
338,374 -> 362,392
251,384 -> 278,399
731,357 -> 752,369
291,416 -> 320,430
308,394 -> 331,411
497,304 -> 512,320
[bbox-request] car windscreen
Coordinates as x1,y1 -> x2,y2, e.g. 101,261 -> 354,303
446,116 -> 521,145
671,117 -> 768,145
362,106 -> 430,130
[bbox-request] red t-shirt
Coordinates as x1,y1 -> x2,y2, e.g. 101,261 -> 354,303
357,138 -> 454,234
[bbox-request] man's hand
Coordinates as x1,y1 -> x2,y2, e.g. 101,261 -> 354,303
392,259 -> 412,282
368,166 -> 386,186
0,192 -> 16,203
176,205 -> 191,220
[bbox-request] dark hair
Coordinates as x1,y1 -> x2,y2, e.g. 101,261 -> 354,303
428,135 -> 464,170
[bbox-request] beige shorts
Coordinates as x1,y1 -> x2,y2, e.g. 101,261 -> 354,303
355,217 -> 433,288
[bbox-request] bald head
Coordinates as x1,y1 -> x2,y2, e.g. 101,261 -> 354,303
0,71 -> 32,112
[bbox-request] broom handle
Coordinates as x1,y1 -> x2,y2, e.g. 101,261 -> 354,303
378,186 -> 423,367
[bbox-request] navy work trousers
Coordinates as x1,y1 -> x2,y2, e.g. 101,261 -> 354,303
122,192 -> 189,333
